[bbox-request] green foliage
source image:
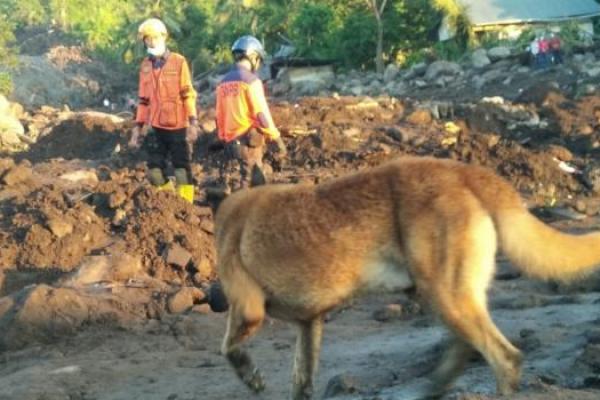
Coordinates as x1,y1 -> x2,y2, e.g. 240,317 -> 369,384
0,72 -> 13,96
0,0 -> 479,75
0,14 -> 18,96
290,3 -> 337,58
432,0 -> 472,47
337,10 -> 377,68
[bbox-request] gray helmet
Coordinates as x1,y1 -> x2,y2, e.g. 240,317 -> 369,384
231,35 -> 266,61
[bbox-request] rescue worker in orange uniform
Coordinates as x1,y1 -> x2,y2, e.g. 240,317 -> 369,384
215,35 -> 286,190
128,18 -> 198,203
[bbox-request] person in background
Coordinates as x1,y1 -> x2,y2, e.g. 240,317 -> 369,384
549,33 -> 563,65
128,18 -> 199,204
215,35 -> 287,191
529,36 -> 540,68
538,34 -> 550,69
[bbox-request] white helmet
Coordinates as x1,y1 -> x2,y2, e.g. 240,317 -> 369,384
138,18 -> 168,41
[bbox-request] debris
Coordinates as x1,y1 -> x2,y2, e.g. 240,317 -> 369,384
554,158 -> 581,175
163,243 -> 192,269
444,121 -> 462,135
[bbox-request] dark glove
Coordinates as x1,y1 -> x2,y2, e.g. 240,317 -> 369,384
274,136 -> 287,157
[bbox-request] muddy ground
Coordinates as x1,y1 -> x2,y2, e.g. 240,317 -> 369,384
2,63 -> 600,399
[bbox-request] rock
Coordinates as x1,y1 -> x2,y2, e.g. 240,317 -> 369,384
546,145 -> 573,161
8,101 -> 25,119
404,62 -> 427,79
350,86 -> 364,96
108,190 -> 128,209
167,287 -> 206,314
373,303 -> 403,322
278,65 -> 334,96
0,157 -> 15,176
47,218 -> 73,238
575,198 -> 600,216
487,46 -> 511,61
0,95 -> 9,114
471,48 -> 491,68
424,61 -> 462,81
343,127 -> 361,138
191,304 -> 211,314
383,63 -> 400,83
577,343 -> 600,371
386,126 -> 416,143
200,219 -> 214,234
163,243 -> 192,268
67,253 -> 143,286
59,170 -> 99,184
112,209 -> 127,226
1,164 -> 33,185
586,67 -> 600,78
406,109 -> 433,125
324,374 -> 362,398
583,166 -> 600,194
295,80 -> 328,96
0,114 -> 24,146
195,256 -> 213,280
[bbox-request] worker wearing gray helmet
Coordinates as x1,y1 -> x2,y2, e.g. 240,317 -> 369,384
215,35 -> 287,190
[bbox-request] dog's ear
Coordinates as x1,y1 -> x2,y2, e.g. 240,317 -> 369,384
206,186 -> 229,214
250,164 -> 266,187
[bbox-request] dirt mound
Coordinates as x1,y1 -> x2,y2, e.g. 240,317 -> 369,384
0,283 -> 153,351
20,111 -> 131,162
0,157 -> 215,298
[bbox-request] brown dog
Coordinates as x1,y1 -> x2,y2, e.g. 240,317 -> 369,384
213,156 -> 600,399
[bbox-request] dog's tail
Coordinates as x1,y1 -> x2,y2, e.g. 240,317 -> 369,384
496,208 -> 600,282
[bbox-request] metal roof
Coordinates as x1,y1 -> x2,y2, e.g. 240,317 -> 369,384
459,0 -> 600,26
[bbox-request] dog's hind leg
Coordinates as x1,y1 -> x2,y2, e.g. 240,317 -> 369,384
220,257 -> 267,393
428,214 -> 522,396
426,337 -> 475,397
291,316 -> 324,400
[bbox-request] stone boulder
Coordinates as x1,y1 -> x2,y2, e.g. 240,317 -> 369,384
472,48 -> 491,68
0,95 -> 24,147
487,46 -> 511,62
424,61 -> 462,81
383,63 -> 400,83
277,65 -> 334,96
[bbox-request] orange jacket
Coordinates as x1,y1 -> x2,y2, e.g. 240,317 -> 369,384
215,65 -> 279,142
135,51 -> 197,130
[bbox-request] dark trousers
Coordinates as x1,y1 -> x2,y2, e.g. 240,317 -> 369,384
147,127 -> 193,184
219,129 -> 265,189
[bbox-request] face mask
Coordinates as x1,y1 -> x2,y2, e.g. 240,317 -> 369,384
147,41 -> 166,57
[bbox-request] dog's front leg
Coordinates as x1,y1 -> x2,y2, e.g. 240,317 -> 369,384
291,316 -> 324,400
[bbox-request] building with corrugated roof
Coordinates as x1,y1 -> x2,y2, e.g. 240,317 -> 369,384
439,0 -> 600,40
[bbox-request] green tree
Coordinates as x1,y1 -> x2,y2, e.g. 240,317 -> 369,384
0,15 -> 18,95
290,3 -> 337,58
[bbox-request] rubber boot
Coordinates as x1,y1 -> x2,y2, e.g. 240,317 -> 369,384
177,184 -> 194,203
158,181 -> 175,192
148,167 -> 167,186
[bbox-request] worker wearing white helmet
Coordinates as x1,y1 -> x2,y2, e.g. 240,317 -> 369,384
129,18 -> 199,204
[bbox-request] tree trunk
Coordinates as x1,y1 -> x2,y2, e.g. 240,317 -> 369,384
376,18 -> 384,75
366,0 -> 388,76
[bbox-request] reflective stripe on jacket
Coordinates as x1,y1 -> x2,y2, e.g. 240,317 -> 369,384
135,52 -> 197,130
215,65 -> 279,142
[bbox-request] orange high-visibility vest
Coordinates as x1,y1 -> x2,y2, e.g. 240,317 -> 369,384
215,66 -> 279,142
135,52 -> 197,130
